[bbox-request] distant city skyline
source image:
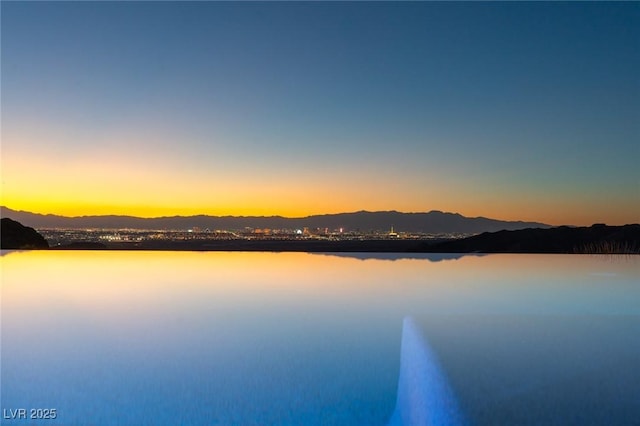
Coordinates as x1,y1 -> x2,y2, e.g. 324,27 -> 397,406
2,2 -> 638,226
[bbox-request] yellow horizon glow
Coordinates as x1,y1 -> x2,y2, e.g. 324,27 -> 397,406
2,142 -> 638,226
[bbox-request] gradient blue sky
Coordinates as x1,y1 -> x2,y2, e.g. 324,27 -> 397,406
2,2 -> 639,225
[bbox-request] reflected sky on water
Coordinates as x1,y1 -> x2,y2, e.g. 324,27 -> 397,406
1,251 -> 639,425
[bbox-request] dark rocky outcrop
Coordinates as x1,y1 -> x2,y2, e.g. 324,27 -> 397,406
1,218 -> 49,249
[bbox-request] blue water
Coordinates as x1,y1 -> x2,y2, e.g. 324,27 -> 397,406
389,317 -> 466,426
1,251 -> 639,425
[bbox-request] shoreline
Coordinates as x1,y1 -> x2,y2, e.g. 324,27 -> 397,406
46,237 -> 640,254
51,239 -> 443,253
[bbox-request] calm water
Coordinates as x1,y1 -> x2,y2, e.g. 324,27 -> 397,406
1,251 -> 639,425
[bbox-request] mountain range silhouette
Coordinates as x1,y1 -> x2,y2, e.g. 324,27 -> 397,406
1,206 -> 549,234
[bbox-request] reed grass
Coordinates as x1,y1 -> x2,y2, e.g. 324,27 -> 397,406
573,240 -> 639,254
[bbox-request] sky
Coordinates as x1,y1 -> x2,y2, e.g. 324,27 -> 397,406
1,2 -> 638,225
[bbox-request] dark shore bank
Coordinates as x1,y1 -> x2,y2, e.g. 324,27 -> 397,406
420,223 -> 640,254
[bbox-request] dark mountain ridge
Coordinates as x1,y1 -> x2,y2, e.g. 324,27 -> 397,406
1,206 -> 550,234
421,224 -> 640,254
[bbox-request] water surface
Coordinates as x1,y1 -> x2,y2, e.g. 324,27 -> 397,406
2,251 -> 638,425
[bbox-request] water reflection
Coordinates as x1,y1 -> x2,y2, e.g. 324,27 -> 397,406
1,251 -> 639,425
311,252 -> 478,262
